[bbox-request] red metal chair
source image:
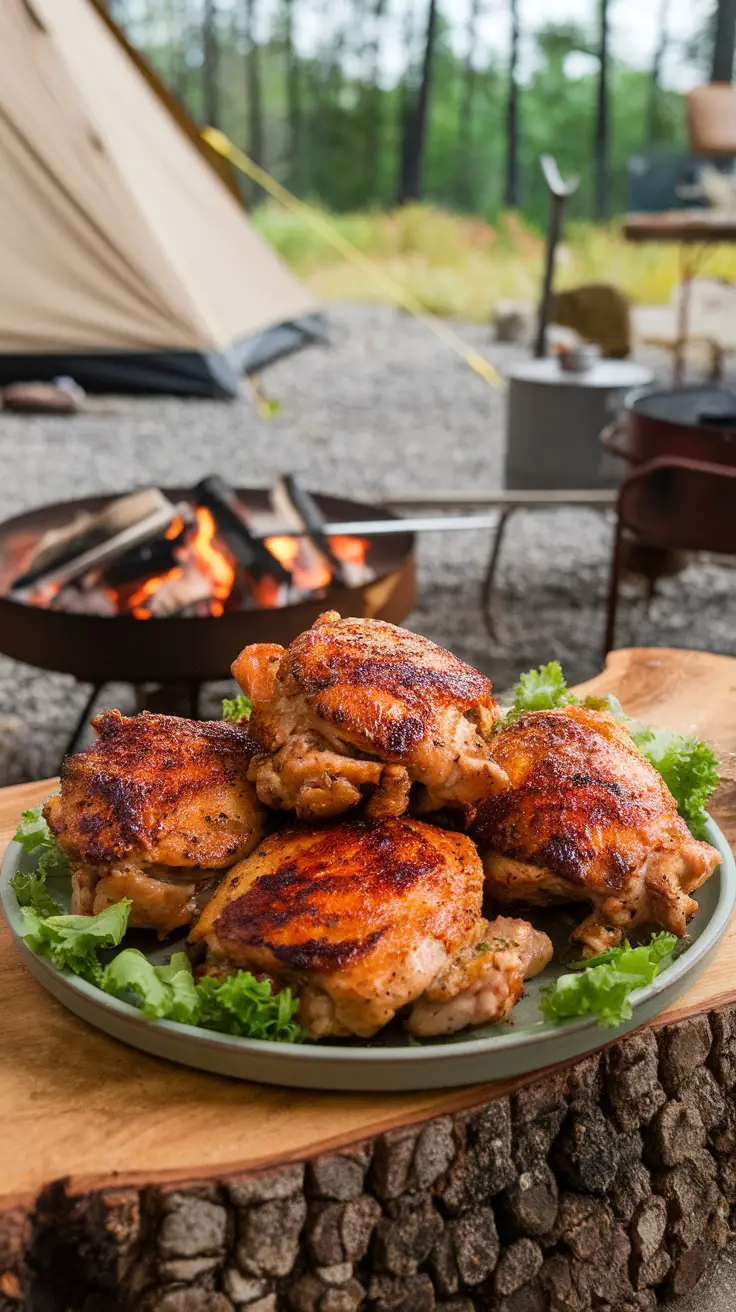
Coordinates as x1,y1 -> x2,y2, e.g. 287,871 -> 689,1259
604,455 -> 736,655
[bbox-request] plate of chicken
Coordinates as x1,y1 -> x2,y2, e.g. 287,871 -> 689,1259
1,611 -> 733,1091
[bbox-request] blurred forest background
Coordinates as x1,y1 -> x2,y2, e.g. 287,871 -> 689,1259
108,0 -> 736,316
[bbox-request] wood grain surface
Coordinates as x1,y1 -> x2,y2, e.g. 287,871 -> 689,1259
1,648 -> 734,1205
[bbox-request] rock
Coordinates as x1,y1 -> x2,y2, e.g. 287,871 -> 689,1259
228,1165 -> 304,1206
554,1109 -> 620,1193
372,1195 -> 443,1275
709,1005 -> 736,1088
449,1206 -> 499,1285
308,1196 -> 381,1266
605,1032 -> 665,1132
667,1236 -> 714,1299
494,1239 -> 544,1296
289,1275 -> 324,1312
235,1194 -> 306,1277
438,1102 -> 514,1214
242,1300 -> 276,1312
513,1074 -> 567,1127
634,1248 -> 671,1289
308,1155 -> 368,1202
658,1016 -> 712,1094
503,1162 -> 558,1238
222,1270 -> 268,1304
646,1096 -> 706,1167
368,1273 -> 435,1311
158,1196 -> 228,1260
411,1118 -> 456,1190
370,1130 -> 418,1202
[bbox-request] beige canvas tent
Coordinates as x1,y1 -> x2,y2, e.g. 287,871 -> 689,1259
0,0 -> 321,397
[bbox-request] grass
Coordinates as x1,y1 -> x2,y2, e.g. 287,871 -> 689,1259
254,203 -> 736,321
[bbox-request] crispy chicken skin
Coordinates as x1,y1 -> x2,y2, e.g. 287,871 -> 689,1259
44,710 -> 266,937
471,705 -> 721,956
232,611 -> 509,823
191,817 -> 552,1039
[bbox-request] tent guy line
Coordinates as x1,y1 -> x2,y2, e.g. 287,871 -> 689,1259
203,127 -> 504,392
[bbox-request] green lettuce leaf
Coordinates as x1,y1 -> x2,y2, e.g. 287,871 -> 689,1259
506,664 -> 719,838
506,661 -> 577,720
629,727 -> 719,842
540,931 -> 677,1027
13,807 -> 71,879
18,899 -> 132,984
101,949 -> 306,1042
195,971 -> 306,1042
101,949 -> 199,1021
222,694 -> 252,722
10,869 -> 62,917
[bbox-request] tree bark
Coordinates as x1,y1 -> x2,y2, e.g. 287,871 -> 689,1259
244,0 -> 264,170
646,0 -> 670,146
593,0 -> 610,221
202,0 -> 220,127
504,0 -> 521,208
398,0 -> 438,203
712,0 -> 736,82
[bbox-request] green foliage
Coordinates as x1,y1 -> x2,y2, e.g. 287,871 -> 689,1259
11,806 -> 69,915
540,932 -> 677,1027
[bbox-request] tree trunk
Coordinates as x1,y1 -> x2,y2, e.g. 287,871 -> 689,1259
454,0 -> 481,206
593,0 -> 610,221
398,0 -> 438,203
645,0 -> 670,146
504,0 -> 521,207
712,0 -> 736,81
363,0 -> 387,201
244,0 -> 264,170
202,0 -> 220,127
283,0 -> 301,191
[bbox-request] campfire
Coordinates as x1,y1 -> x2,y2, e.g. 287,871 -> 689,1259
10,476 -> 371,620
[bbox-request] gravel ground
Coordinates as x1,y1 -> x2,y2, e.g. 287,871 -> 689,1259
0,300 -> 734,783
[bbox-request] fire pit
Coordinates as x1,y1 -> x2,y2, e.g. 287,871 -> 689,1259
0,484 -> 415,753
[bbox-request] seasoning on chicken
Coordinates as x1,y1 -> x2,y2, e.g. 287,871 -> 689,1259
231,611 -> 509,823
44,710 -> 266,938
471,705 -> 721,956
190,816 -> 552,1039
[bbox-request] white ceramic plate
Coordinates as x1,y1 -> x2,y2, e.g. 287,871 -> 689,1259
2,818 -> 734,1091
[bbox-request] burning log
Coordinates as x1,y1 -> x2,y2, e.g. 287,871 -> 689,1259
11,489 -> 180,595
194,476 -> 290,591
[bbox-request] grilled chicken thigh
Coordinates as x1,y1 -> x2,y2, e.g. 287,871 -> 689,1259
191,817 -> 552,1039
232,611 -> 508,822
472,706 -> 721,956
44,710 -> 265,937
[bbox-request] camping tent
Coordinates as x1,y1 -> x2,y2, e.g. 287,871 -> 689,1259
0,0 -> 321,398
